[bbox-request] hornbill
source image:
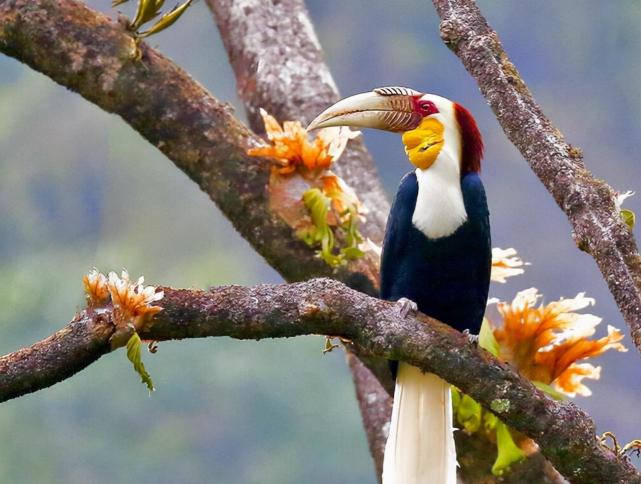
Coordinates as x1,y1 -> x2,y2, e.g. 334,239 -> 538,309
309,87 -> 491,484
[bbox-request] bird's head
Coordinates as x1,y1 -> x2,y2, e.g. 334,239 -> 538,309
308,86 -> 483,175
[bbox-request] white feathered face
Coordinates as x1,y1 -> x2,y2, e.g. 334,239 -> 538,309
308,87 -> 482,173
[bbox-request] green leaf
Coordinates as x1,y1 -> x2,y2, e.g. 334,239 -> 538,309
478,317 -> 500,357
340,206 -> 364,260
483,411 -> 498,433
137,0 -> 193,38
112,0 -> 130,6
492,421 -> 526,475
126,332 -> 155,392
451,387 -> 461,409
322,337 -> 339,354
300,188 -> 342,267
456,394 -> 482,433
533,381 -> 566,401
340,246 -> 364,260
621,209 -> 635,231
131,0 -> 163,30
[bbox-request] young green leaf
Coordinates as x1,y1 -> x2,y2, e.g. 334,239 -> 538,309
478,317 -> 500,357
341,206 -> 364,260
532,381 -> 566,401
126,332 -> 155,392
137,0 -> 193,38
492,421 -> 526,475
131,0 -> 163,30
455,393 -> 482,433
300,188 -> 343,266
621,209 -> 635,231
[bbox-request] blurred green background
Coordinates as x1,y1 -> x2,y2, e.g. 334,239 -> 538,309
1,1 -> 640,482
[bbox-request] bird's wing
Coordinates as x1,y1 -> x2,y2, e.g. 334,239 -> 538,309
461,171 -> 492,329
380,171 -> 419,300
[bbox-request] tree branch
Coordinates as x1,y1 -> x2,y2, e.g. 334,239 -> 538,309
346,353 -> 392,478
0,0 -> 394,478
207,0 -> 390,242
206,1 -> 394,475
431,0 -> 641,354
0,0 -> 395,476
0,0 -> 378,293
0,278 -> 637,483
0,1 -> 628,481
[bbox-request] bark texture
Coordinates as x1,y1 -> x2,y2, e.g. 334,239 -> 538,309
455,432 -> 564,483
0,278 -> 637,484
432,0 -> 641,354
207,0 -> 390,243
207,1 -> 394,476
0,0 -> 633,481
0,0 -> 393,478
346,353 -> 393,478
0,0 -> 377,293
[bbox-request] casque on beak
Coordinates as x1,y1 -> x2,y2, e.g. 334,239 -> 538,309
307,87 -> 424,133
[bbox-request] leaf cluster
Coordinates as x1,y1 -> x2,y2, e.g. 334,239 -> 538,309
113,0 -> 193,38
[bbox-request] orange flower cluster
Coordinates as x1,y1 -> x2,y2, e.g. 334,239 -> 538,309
247,109 -> 369,267
456,248 -> 628,475
247,109 -> 359,175
107,270 -> 164,331
83,269 -> 164,331
489,288 -> 627,397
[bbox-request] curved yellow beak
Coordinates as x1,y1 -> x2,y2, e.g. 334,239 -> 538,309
307,87 -> 422,132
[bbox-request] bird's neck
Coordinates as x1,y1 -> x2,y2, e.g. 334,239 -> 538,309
411,134 -> 467,240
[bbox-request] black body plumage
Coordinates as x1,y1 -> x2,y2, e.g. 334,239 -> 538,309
381,171 -> 491,335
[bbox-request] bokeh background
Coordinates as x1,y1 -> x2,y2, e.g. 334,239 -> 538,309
1,1 -> 640,482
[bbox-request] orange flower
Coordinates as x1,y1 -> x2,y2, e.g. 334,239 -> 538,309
247,108 -> 360,174
491,247 -> 527,283
107,270 -> 164,331
83,268 -> 109,306
247,109 -> 369,267
489,289 -> 627,397
320,173 -> 364,221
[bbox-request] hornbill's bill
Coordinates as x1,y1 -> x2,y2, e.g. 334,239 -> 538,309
309,87 -> 491,484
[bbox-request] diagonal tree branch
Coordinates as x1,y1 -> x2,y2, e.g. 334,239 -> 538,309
0,0 -> 627,481
0,0 -> 394,476
0,0 -> 378,293
0,278 -> 637,484
345,353 -> 392,479
206,1 -> 395,474
431,0 -> 641,354
207,0 -> 390,242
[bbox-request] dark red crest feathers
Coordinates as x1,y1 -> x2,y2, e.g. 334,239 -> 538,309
454,103 -> 483,174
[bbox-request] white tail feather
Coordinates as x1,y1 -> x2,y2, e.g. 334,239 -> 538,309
382,362 -> 456,484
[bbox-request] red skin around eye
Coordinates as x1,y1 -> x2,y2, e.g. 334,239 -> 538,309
411,95 -> 439,117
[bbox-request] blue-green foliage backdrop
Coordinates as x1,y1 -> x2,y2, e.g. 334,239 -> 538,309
1,1 -> 640,482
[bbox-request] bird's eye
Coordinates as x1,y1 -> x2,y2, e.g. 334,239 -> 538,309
420,102 -> 434,113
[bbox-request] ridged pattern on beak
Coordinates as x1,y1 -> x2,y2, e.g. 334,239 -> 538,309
307,87 -> 423,132
379,110 -> 421,132
373,86 -> 422,97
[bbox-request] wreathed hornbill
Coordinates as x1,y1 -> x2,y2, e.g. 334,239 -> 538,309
309,87 -> 491,484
